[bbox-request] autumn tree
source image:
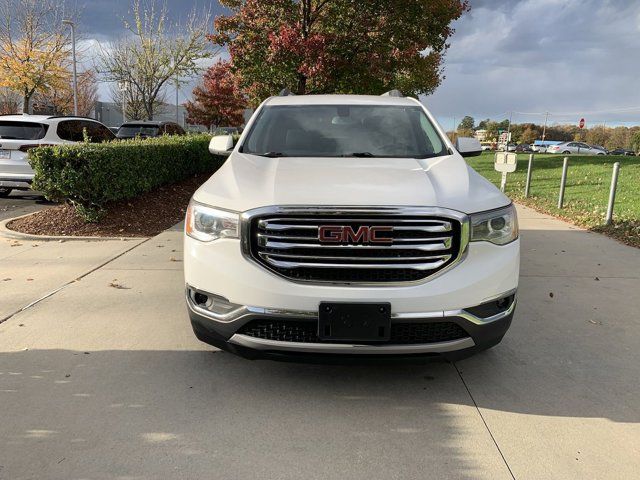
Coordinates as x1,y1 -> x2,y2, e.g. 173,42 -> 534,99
212,0 -> 468,105
185,60 -> 247,129
98,0 -> 214,120
520,126 -> 538,144
33,70 -> 98,117
0,0 -> 74,113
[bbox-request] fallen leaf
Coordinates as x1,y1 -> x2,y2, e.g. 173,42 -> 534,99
549,292 -> 554,298
108,281 -> 130,290
594,277 -> 599,281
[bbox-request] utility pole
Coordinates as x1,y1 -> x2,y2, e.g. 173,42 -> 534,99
63,20 -> 78,116
506,111 -> 513,144
541,111 -> 549,142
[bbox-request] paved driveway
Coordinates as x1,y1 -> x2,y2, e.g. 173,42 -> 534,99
0,190 -> 54,222
0,205 -> 638,479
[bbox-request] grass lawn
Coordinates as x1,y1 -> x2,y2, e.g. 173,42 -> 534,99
466,152 -> 640,247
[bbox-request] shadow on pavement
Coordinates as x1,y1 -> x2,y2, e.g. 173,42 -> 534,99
0,225 -> 638,479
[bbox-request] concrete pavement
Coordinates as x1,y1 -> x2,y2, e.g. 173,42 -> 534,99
0,205 -> 638,479
0,190 -> 54,222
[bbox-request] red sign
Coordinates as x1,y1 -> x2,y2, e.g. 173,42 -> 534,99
579,118 -> 585,129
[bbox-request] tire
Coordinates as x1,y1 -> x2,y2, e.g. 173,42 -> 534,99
0,187 -> 12,198
562,150 -> 571,154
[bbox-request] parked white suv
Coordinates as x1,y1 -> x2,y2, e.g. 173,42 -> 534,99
0,115 -> 115,197
184,93 -> 519,360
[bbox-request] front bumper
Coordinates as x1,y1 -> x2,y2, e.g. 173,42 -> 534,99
186,286 -> 516,360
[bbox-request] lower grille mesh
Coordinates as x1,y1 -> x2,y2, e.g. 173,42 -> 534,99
238,319 -> 468,344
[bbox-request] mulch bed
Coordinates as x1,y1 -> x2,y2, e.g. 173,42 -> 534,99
7,172 -> 212,237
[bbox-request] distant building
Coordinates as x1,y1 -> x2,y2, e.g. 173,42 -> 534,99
94,101 -> 189,128
474,129 -> 488,141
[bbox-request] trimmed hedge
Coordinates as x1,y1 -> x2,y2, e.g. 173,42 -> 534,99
29,134 -> 223,222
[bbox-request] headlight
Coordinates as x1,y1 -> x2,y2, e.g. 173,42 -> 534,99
185,200 -> 239,242
470,204 -> 518,245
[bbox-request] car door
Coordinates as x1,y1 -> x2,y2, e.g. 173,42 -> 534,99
577,143 -> 592,155
565,142 -> 578,153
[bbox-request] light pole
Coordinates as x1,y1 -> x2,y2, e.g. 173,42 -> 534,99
118,80 -> 128,124
175,76 -> 180,125
63,20 -> 78,116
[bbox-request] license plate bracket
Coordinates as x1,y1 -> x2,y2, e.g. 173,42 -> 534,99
318,302 -> 391,342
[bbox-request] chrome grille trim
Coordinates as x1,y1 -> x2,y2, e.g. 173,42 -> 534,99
259,256 -> 451,271
241,206 -> 470,286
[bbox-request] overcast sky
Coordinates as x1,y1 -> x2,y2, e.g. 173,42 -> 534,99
81,0 -> 640,128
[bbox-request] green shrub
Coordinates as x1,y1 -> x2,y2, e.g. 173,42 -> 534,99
29,134 -> 224,222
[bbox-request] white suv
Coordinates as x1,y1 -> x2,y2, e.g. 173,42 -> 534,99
0,115 -> 115,197
184,93 -> 519,360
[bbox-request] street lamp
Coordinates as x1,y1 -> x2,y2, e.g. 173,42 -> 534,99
118,80 -> 128,124
62,20 -> 78,116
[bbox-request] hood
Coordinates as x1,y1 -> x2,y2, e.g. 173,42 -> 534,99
193,152 -> 510,214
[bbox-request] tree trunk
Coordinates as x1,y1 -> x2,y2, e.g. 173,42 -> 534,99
297,75 -> 307,95
22,92 -> 31,114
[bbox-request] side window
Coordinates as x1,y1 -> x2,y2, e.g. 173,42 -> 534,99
84,121 -> 115,143
56,120 -> 85,142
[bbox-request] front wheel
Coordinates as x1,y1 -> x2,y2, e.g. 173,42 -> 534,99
0,187 -> 12,198
562,150 -> 571,154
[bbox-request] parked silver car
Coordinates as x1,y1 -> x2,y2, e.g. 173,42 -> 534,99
546,141 -> 606,155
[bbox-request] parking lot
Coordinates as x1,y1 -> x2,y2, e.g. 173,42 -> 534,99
0,204 -> 639,480
0,190 -> 53,222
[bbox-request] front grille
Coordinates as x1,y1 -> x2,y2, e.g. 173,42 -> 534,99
238,320 -> 469,344
246,208 -> 463,284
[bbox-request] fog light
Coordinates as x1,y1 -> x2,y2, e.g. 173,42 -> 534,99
194,292 -> 209,306
189,287 -> 242,316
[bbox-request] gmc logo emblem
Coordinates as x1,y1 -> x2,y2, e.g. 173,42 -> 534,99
318,226 -> 393,244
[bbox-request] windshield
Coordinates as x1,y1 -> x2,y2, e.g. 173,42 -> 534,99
117,124 -> 160,137
240,104 -> 447,158
0,121 -> 48,140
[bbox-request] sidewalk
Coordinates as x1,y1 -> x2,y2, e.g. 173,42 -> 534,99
0,205 -> 638,479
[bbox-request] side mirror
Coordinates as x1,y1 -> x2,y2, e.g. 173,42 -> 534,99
455,137 -> 482,157
209,135 -> 234,156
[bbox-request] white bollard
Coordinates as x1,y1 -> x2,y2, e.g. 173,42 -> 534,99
558,157 -> 569,209
605,162 -> 621,225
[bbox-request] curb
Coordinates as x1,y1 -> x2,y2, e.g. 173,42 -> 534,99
0,213 -> 147,242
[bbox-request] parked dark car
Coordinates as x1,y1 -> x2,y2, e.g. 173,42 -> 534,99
608,148 -> 636,156
515,143 -> 533,153
116,121 -> 185,139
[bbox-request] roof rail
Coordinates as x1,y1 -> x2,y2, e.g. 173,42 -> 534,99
381,89 -> 404,97
46,115 -> 97,120
279,88 -> 295,96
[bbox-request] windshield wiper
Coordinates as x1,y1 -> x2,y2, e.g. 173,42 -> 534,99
256,151 -> 287,157
342,152 -> 375,157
